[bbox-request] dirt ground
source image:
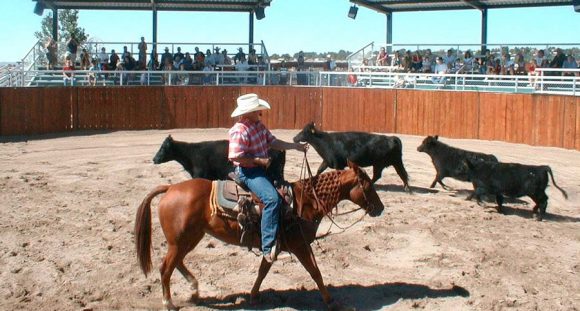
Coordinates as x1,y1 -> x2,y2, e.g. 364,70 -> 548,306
0,128 -> 579,311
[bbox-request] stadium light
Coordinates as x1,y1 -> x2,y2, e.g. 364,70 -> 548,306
348,5 -> 358,19
256,7 -> 265,20
34,1 -> 46,16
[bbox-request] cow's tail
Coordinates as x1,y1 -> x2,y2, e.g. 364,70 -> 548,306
135,184 -> 170,276
545,167 -> 568,200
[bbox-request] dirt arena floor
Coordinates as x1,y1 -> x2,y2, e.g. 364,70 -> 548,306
0,128 -> 579,311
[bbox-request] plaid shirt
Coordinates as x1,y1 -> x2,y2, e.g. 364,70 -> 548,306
228,119 -> 276,167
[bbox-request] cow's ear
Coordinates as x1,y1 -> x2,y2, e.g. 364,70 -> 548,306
434,135 -> 439,140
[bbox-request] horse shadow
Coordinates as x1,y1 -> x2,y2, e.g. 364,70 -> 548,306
192,282 -> 469,310
374,184 -> 439,194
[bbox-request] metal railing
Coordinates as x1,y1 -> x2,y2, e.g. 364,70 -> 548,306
7,67 -> 578,96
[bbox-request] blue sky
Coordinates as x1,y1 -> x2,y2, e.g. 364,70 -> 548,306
1,0 -> 579,62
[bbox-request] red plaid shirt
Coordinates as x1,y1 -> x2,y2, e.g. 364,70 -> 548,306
228,119 -> 276,167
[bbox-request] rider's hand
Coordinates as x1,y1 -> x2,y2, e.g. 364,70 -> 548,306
296,142 -> 308,152
254,157 -> 272,168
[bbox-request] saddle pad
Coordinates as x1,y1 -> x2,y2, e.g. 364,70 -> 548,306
217,180 -> 243,210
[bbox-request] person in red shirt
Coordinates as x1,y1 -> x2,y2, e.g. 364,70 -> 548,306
62,57 -> 75,86
228,93 -> 307,263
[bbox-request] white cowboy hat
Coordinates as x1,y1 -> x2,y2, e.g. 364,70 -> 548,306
231,93 -> 270,118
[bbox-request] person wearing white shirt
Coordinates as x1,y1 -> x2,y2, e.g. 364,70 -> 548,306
431,57 -> 448,86
98,47 -> 108,70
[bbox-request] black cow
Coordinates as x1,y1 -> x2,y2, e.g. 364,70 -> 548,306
293,122 -> 410,190
152,135 -> 286,183
417,135 -> 498,190
465,159 -> 568,221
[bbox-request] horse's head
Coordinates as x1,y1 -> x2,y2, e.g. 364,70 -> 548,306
293,121 -> 319,143
344,160 -> 384,217
153,135 -> 174,164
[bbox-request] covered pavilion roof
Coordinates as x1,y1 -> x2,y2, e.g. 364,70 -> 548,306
32,0 -> 272,12
350,0 -> 574,13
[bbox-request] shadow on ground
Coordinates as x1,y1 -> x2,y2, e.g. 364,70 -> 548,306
189,282 -> 470,311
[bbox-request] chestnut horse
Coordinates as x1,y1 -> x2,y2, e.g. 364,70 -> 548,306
135,161 -> 384,310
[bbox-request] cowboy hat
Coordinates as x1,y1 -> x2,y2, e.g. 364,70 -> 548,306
231,93 -> 270,117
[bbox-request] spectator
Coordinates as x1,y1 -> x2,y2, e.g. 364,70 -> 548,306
194,47 -> 205,69
451,57 -> 462,74
115,60 -> 125,85
402,50 -> 412,72
80,48 -> 91,70
205,49 -> 216,67
222,49 -> 232,65
411,50 -> 422,72
431,56 -> 448,87
235,55 -> 249,84
202,62 -> 214,85
138,37 -> 147,68
214,47 -> 225,65
486,53 -> 499,75
326,54 -> 336,71
500,52 -> 514,75
161,57 -> 173,85
98,47 -> 108,70
160,47 -> 172,66
424,49 -> 435,73
297,50 -> 305,70
421,56 -> 432,73
376,47 -> 387,66
549,48 -> 566,71
390,50 -> 402,69
87,58 -> 99,86
234,47 -> 246,65
109,49 -> 119,71
479,49 -> 490,74
66,33 -> 79,64
443,49 -> 456,69
174,47 -> 184,62
173,55 -> 182,70
279,60 -> 288,85
248,48 -> 258,65
181,52 -> 194,70
513,52 -> 526,75
528,59 -> 540,89
535,49 -> 548,68
122,46 -> 130,59
148,47 -> 159,70
459,50 -> 474,74
45,38 -> 58,70
62,56 -> 75,86
562,55 -> 578,76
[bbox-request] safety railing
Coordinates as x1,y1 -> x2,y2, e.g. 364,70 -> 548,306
8,67 -> 578,96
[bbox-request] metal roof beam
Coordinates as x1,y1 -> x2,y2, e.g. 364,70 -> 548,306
461,0 -> 485,10
350,0 -> 392,14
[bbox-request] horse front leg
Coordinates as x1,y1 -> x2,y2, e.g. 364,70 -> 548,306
250,258 -> 273,304
293,243 -> 332,305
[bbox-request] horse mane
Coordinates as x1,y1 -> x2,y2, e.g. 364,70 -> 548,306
294,170 -> 345,214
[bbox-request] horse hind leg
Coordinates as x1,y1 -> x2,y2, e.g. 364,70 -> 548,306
176,230 -> 205,304
160,245 -> 180,310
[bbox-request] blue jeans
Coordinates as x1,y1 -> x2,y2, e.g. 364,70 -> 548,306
235,166 -> 281,255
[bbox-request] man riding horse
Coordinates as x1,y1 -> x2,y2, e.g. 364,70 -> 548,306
227,93 -> 307,263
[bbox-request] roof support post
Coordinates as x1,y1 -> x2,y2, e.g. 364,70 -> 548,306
52,8 -> 58,41
386,12 -> 393,54
152,1 -> 158,53
481,8 -> 488,53
249,11 -> 254,51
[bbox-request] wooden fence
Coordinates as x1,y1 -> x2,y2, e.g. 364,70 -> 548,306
1,86 -> 579,150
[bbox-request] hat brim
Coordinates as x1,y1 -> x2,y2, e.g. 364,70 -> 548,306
231,99 -> 270,117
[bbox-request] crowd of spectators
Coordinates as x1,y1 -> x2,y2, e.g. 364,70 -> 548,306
46,35 -> 269,86
360,47 -> 579,79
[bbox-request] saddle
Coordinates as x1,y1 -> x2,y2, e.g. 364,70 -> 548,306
212,173 -> 293,250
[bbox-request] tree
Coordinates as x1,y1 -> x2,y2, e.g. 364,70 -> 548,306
35,9 -> 88,45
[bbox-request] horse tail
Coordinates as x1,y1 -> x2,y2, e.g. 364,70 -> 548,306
135,184 -> 170,276
545,166 -> 568,200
